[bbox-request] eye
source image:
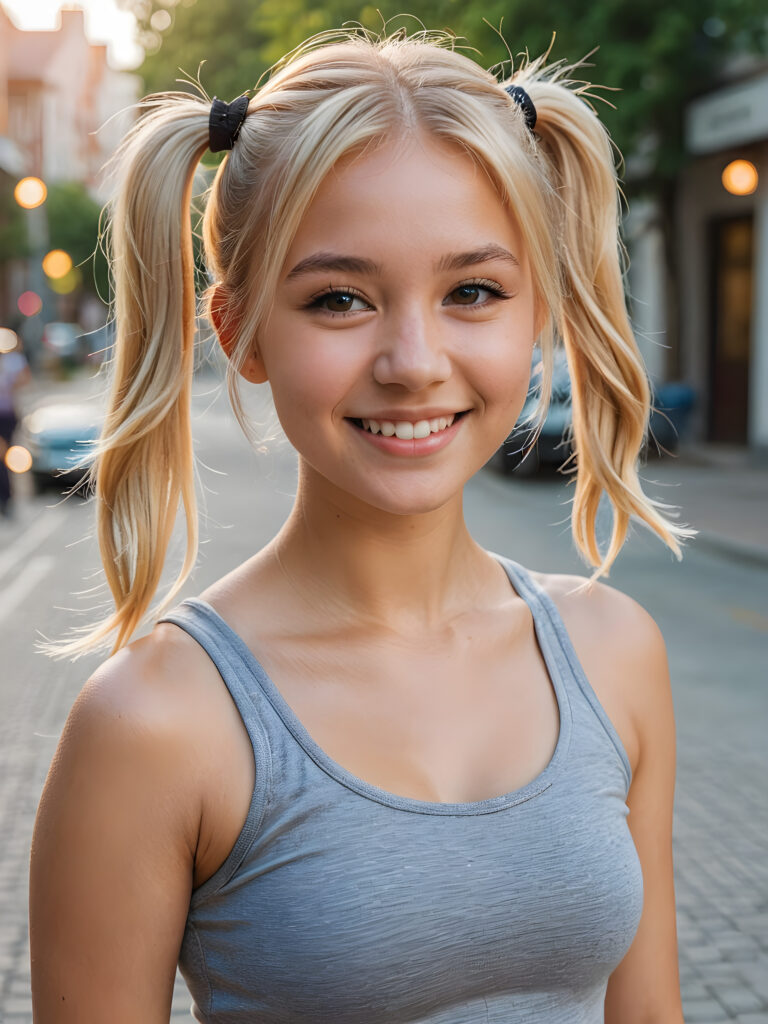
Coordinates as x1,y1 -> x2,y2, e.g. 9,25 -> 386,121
309,289 -> 370,314
451,285 -> 485,305
445,280 -> 510,307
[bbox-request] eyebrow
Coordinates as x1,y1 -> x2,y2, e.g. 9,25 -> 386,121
286,253 -> 379,279
286,243 -> 519,279
437,244 -> 520,272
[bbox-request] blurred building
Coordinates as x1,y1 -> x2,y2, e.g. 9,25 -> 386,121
680,71 -> 767,453
0,4 -> 140,200
628,64 -> 768,454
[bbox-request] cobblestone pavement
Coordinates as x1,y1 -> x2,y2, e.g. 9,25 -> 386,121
1,390 -> 766,1022
673,725 -> 768,1022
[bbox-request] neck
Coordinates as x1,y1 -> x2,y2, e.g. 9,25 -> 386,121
272,462 -> 498,633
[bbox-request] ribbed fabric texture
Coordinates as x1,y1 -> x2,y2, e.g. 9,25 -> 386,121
161,556 -> 643,1023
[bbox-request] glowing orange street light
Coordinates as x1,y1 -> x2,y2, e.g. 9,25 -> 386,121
14,176 -> 47,210
42,249 -> 73,279
722,159 -> 759,196
5,445 -> 32,474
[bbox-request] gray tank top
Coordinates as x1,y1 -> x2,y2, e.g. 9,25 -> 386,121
161,555 -> 643,1023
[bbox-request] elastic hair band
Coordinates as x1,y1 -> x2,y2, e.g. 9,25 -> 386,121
505,84 -> 537,133
209,94 -> 249,153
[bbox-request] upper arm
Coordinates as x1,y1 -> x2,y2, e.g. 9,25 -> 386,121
603,607 -> 683,1023
30,637 -> 204,1023
545,576 -> 684,1022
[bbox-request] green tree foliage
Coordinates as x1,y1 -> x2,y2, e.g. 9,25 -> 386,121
125,0 -> 270,100
457,0 -> 768,192
123,0 -> 467,98
46,182 -> 109,301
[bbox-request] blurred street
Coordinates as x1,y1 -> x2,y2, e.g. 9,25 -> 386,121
0,369 -> 766,1022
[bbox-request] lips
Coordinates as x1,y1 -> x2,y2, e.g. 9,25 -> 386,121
345,410 -> 469,456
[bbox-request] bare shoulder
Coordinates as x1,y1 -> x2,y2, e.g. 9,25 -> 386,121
532,570 -> 667,664
35,613 -> 254,897
57,611 -> 258,843
56,622 -> 228,834
71,619 -> 221,755
529,570 -> 672,773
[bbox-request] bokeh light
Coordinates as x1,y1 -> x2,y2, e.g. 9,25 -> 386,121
42,249 -> 73,279
13,176 -> 47,209
722,160 -> 759,196
0,327 -> 18,353
17,291 -> 42,317
5,445 -> 32,474
48,266 -> 82,295
150,8 -> 172,30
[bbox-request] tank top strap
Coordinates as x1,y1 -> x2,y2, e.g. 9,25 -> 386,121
493,554 -> 632,786
159,598 -> 274,854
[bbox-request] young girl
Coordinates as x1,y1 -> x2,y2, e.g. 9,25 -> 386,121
30,28 -> 687,1023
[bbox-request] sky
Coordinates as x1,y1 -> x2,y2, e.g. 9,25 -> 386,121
2,0 -> 142,68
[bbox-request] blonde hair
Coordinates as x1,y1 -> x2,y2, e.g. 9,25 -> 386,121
56,27 -> 691,657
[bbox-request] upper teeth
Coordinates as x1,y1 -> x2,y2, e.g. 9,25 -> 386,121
360,416 -> 456,439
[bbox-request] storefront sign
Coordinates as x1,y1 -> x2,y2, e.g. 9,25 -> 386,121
686,74 -> 768,154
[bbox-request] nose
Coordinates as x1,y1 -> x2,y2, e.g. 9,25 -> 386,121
372,306 -> 452,391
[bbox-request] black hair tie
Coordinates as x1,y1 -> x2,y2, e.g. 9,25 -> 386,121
209,94 -> 250,153
505,84 -> 537,133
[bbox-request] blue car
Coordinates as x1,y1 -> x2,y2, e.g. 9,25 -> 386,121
16,401 -> 102,493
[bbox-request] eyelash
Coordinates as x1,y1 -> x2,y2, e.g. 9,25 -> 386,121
448,278 -> 513,306
305,285 -> 370,315
305,278 -> 512,316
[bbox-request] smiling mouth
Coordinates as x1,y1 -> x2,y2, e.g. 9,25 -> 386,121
347,412 -> 468,440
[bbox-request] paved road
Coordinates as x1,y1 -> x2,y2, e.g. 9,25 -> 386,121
0,380 -> 766,1022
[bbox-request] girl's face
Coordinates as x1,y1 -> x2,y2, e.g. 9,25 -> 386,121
258,135 -> 538,517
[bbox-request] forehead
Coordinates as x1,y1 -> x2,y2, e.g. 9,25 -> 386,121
283,134 -> 524,270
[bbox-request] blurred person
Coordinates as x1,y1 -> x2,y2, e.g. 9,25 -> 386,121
30,27 -> 690,1023
0,336 -> 30,517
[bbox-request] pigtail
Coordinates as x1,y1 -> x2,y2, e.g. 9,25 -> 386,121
518,69 -> 693,575
52,95 -> 211,656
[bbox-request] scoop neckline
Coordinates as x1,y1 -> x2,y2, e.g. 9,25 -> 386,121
190,556 -> 573,817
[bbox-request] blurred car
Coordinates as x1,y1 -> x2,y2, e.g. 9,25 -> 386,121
15,401 -> 102,493
648,382 -> 695,455
40,321 -> 89,372
78,321 -> 116,366
488,349 -> 573,477
488,353 -> 695,477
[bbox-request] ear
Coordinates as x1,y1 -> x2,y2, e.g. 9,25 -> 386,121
210,285 -> 268,384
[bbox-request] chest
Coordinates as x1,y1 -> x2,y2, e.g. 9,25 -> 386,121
184,771 -> 643,1022
254,617 -> 560,805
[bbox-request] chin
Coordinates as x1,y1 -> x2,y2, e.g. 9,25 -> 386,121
298,460 -> 458,518
364,490 -> 458,518
331,468 -> 476,520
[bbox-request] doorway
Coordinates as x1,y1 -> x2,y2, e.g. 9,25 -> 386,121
708,216 -> 753,443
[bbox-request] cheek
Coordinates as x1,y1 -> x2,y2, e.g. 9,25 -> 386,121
266,337 -> 360,434
475,324 -> 536,413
